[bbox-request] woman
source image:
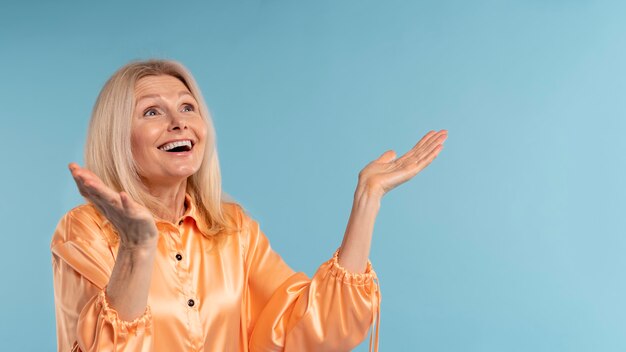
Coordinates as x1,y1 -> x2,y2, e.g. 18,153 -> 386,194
51,59 -> 448,352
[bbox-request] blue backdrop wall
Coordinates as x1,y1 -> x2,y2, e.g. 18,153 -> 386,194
1,0 -> 625,351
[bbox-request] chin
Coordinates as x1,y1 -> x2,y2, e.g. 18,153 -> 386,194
181,165 -> 203,177
170,168 -> 199,180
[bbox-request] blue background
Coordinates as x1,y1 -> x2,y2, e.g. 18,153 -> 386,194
1,0 -> 625,350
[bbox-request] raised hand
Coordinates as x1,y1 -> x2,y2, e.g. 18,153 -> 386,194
357,130 -> 448,199
68,162 -> 158,248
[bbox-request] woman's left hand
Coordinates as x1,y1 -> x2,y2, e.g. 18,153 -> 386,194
357,129 -> 448,199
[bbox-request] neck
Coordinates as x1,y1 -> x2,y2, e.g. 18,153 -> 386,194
143,179 -> 188,223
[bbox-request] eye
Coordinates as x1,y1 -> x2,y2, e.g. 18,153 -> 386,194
143,107 -> 160,117
181,103 -> 195,112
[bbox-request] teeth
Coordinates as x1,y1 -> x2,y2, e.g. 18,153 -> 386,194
158,140 -> 192,151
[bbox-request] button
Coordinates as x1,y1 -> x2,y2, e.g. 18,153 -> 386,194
187,299 -> 195,307
178,219 -> 184,225
175,253 -> 183,261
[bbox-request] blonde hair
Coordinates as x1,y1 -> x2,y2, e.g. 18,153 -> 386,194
85,59 -> 234,235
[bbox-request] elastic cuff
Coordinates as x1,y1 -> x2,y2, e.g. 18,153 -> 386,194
328,248 -> 378,286
97,289 -> 152,337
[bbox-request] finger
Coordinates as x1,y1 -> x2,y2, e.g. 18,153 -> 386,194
375,150 -> 397,163
69,165 -> 93,189
412,130 -> 447,162
68,162 -> 80,172
87,181 -> 121,208
70,167 -> 121,208
409,130 -> 437,154
413,144 -> 443,172
69,168 -> 92,197
72,178 -> 90,198
120,191 -> 138,213
422,130 -> 448,153
415,130 -> 446,151
120,192 -> 131,210
70,169 -> 97,196
386,145 -> 443,189
69,162 -> 92,180
396,130 -> 442,163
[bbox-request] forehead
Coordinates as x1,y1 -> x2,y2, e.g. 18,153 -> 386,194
134,75 -> 192,99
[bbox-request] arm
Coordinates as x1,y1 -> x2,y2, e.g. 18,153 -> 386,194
51,163 -> 159,351
246,130 -> 448,351
338,129 -> 448,273
51,207 -> 154,352
106,244 -> 157,321
242,210 -> 380,352
69,162 -> 159,321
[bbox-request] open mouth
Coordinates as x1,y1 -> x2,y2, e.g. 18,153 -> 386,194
158,139 -> 194,153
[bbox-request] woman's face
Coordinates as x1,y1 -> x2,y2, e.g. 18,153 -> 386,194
131,75 -> 207,188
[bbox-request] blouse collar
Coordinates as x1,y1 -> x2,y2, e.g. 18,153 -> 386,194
96,192 -> 214,244
173,192 -> 212,237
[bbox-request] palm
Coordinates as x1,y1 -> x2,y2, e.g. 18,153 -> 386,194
358,130 -> 448,197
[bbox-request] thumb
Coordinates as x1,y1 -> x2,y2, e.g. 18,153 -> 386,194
376,150 -> 396,163
120,191 -> 134,212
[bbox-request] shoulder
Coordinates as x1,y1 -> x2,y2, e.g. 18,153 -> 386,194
219,202 -> 265,247
51,203 -> 113,250
220,201 -> 253,231
50,204 -> 115,288
50,203 -> 116,288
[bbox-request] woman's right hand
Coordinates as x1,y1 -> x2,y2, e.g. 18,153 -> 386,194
69,162 -> 158,248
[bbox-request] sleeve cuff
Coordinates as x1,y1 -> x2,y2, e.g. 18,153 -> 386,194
97,289 -> 152,337
328,248 -> 379,286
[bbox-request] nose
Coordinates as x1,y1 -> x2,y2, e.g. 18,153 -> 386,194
168,110 -> 187,131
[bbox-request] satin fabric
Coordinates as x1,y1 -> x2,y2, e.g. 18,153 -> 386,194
51,194 -> 381,352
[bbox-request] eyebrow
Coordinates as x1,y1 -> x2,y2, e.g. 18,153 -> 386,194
136,91 -> 195,103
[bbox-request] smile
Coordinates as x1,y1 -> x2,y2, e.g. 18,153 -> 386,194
158,139 -> 194,152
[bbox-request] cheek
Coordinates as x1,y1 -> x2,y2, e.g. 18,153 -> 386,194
198,132 -> 209,154
130,132 -> 144,157
130,130 -> 155,167
194,120 -> 209,150
196,120 -> 208,140
130,133 -> 139,151
131,122 -> 159,155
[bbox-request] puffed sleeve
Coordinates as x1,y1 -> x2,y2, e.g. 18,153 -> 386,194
51,206 -> 153,352
241,209 -> 381,352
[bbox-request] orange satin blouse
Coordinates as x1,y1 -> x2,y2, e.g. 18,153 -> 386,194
51,194 -> 381,351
